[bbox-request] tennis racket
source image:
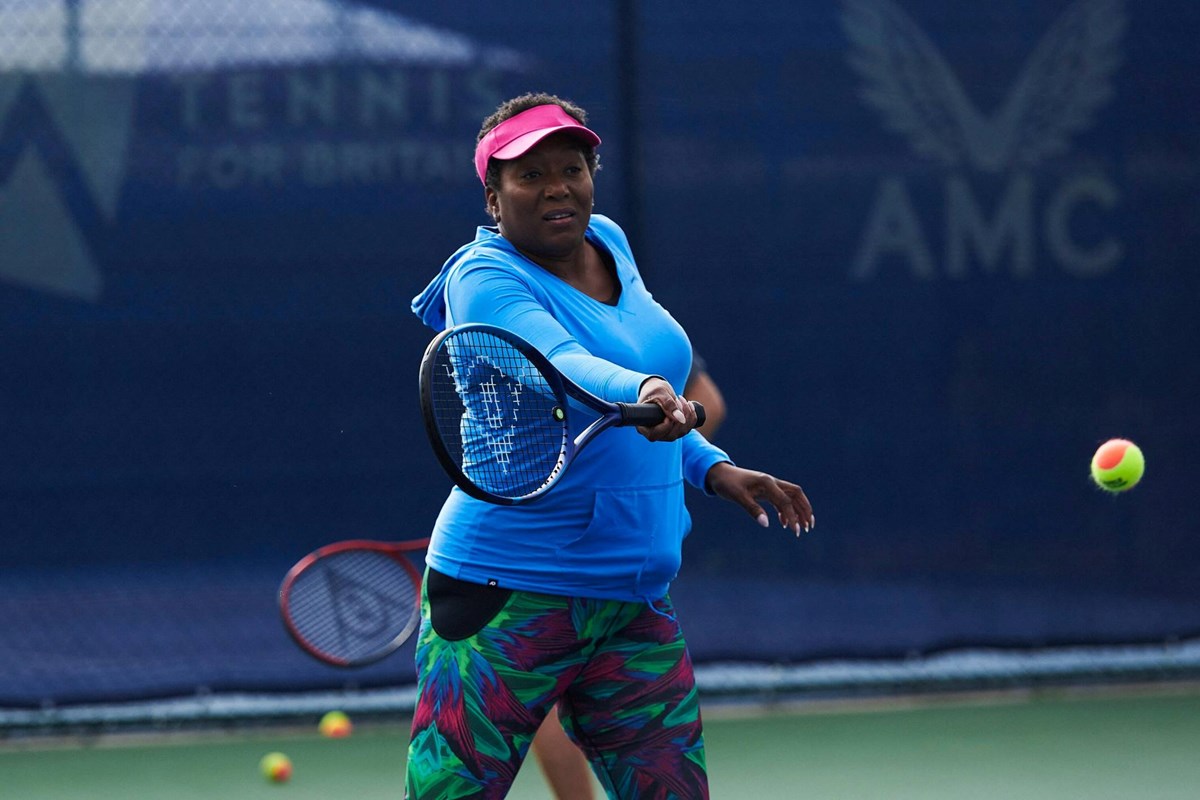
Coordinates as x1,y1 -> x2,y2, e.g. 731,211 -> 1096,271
279,538 -> 429,668
419,323 -> 705,505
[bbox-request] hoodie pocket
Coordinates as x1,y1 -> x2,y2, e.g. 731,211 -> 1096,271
556,483 -> 688,595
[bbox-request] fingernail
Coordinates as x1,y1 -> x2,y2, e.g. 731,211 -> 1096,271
673,409 -> 687,423
756,513 -> 769,528
792,523 -> 801,535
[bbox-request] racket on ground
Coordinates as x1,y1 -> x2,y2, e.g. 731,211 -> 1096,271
419,323 -> 705,506
279,538 -> 429,667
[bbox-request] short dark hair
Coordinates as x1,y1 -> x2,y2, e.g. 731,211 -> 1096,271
477,92 -> 601,190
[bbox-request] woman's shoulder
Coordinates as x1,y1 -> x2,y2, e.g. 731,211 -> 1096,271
588,214 -> 630,250
451,230 -> 520,271
588,215 -> 643,283
446,237 -> 538,289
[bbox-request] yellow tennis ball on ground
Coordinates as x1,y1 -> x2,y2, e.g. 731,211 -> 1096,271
319,710 -> 353,738
1090,438 -> 1144,492
259,751 -> 293,783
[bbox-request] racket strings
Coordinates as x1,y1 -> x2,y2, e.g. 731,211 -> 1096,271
286,550 -> 419,664
430,329 -> 567,500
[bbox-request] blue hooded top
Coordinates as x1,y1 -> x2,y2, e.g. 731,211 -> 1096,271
412,214 -> 730,602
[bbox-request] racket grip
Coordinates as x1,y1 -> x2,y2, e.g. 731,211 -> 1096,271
618,401 -> 707,427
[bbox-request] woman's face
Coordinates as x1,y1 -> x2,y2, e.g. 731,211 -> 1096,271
487,133 -> 594,265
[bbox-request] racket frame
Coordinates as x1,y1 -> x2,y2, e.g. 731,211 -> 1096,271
419,324 -> 573,505
419,323 -> 704,505
278,537 -> 429,668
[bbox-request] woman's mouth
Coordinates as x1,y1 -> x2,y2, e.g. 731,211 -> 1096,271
543,208 -> 575,222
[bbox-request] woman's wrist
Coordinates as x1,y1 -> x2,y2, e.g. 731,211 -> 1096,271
704,460 -> 736,494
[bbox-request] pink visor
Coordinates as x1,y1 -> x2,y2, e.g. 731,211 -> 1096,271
474,104 -> 601,185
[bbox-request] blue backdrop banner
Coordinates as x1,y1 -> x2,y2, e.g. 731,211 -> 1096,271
1,0 -> 1196,706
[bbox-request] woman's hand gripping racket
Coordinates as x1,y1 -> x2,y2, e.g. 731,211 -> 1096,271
279,538 -> 429,667
419,323 -> 705,505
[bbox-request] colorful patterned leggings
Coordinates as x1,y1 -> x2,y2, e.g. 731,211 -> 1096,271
404,573 -> 709,799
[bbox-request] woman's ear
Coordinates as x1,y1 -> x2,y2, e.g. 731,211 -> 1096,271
484,187 -> 500,222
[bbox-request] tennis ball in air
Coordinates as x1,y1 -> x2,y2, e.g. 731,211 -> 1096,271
1090,438 -> 1144,492
259,751 -> 293,783
318,710 -> 353,738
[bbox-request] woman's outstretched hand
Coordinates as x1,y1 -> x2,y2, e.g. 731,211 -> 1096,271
706,462 -> 815,535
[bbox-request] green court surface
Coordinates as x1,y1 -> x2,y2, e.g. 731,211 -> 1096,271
3,687 -> 1198,799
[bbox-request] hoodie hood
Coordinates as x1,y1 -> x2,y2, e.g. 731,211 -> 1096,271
413,215 -> 619,331
411,225 -> 512,331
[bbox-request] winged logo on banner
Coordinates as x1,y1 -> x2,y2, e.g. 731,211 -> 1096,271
841,0 -> 1125,172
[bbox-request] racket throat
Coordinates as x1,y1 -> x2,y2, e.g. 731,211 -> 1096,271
572,415 -> 617,457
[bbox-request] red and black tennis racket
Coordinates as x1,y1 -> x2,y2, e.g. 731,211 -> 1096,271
279,538 -> 429,668
419,323 -> 705,506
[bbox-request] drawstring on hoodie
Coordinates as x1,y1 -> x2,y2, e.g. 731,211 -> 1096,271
644,595 -> 677,624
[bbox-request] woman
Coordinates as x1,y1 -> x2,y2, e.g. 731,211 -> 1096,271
408,92 -> 813,800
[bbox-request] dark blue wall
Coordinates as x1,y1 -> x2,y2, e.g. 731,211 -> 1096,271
1,0 -> 1197,704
